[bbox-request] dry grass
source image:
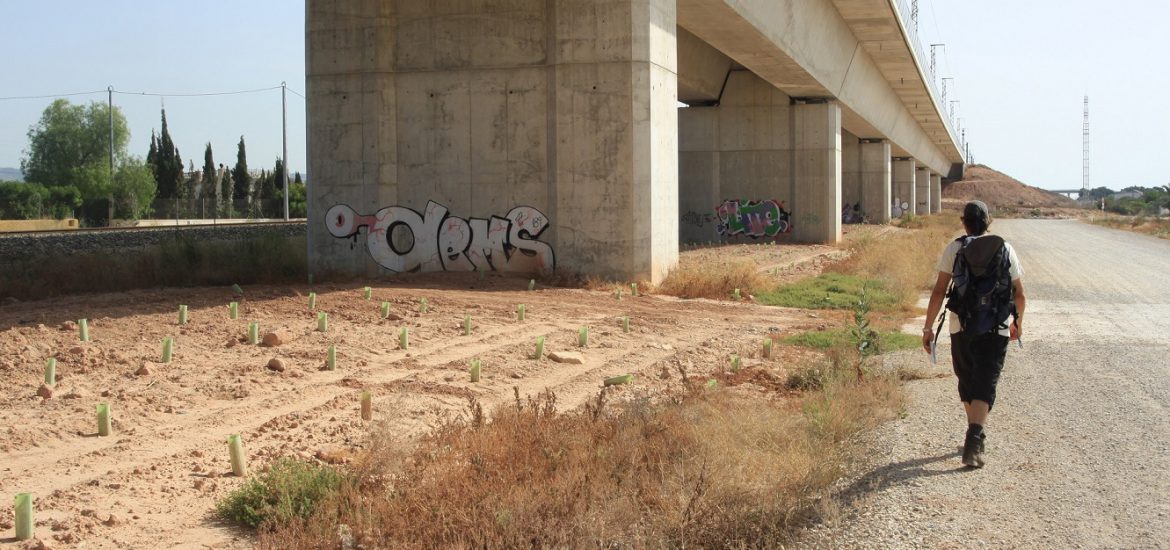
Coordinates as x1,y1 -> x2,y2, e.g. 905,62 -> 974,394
243,218 -> 955,548
830,214 -> 957,309
655,259 -> 765,300
258,364 -> 903,549
1090,215 -> 1170,240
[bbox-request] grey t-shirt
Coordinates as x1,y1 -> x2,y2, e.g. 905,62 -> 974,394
935,235 -> 1023,336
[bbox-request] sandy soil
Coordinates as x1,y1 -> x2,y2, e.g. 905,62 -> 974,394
0,234 -> 874,549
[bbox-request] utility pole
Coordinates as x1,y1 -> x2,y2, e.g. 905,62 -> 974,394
929,44 -> 945,80
911,0 -> 919,34
1083,95 -> 1090,193
941,77 -> 953,109
282,81 -> 289,221
949,100 -> 959,123
108,86 -> 114,225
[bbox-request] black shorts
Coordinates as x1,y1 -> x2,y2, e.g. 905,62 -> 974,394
949,331 -> 1009,409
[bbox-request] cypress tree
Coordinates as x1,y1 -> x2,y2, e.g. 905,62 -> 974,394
202,143 -> 217,201
154,110 -> 183,199
232,136 -> 251,200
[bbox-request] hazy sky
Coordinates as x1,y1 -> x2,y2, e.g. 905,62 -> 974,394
0,1 -> 305,175
2,1 -> 1166,190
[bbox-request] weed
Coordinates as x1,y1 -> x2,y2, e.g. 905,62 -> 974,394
757,273 -> 898,310
257,374 -> 902,549
657,259 -> 763,300
216,458 -> 345,531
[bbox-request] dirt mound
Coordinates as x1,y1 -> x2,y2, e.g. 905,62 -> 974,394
943,165 -> 1076,210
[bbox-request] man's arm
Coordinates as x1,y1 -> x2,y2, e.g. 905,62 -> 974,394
1010,278 -> 1026,341
922,271 -> 952,353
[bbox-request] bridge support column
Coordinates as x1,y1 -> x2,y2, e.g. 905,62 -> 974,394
915,167 -> 931,215
892,158 -> 916,219
931,173 -> 942,213
307,0 -> 679,283
792,101 -> 842,243
841,132 -> 862,222
860,140 -> 891,223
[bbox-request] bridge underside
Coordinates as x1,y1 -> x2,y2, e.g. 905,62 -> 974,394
306,0 -> 962,283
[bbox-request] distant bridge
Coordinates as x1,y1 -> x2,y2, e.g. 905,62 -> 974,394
1051,189 -> 1086,199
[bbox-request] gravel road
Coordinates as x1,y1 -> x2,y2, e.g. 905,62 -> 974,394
798,219 -> 1170,549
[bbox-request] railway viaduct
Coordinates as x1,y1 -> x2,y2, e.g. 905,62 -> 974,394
306,0 -> 964,284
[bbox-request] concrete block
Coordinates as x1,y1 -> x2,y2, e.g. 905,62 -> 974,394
891,158 -> 916,218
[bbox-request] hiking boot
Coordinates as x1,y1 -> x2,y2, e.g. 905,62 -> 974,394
962,431 -> 986,468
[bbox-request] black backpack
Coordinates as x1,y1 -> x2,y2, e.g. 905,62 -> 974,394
945,235 -> 1016,335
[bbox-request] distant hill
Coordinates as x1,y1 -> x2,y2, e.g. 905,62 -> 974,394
943,164 -> 1076,210
0,167 -> 24,182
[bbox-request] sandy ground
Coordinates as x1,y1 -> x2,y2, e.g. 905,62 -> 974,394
798,219 -> 1170,549
0,229 -> 890,549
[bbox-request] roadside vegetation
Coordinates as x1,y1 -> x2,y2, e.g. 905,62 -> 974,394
1089,214 -> 1170,240
209,214 -> 957,547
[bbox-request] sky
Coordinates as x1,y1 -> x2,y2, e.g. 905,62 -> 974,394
0,1 -> 306,175
2,1 -> 1167,191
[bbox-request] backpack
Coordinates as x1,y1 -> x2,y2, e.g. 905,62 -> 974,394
944,235 -> 1016,335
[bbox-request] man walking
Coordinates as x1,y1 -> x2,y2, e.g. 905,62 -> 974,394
922,201 -> 1026,468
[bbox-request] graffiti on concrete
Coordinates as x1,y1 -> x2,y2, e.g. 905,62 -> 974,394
892,197 -> 911,218
681,210 -> 717,228
715,199 -> 791,238
325,201 -> 555,274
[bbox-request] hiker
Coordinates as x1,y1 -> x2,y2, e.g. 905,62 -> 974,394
921,201 -> 1026,468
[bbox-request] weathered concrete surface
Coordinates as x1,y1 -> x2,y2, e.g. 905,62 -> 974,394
677,27 -> 733,103
678,71 -> 801,244
307,0 -> 679,283
860,140 -> 891,223
792,101 -> 842,244
892,158 -> 916,219
915,167 -> 931,215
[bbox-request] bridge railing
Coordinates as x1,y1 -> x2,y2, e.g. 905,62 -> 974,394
889,0 -> 962,153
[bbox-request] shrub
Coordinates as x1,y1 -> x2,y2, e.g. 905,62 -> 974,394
216,459 -> 345,531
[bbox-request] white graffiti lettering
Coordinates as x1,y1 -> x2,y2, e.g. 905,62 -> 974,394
325,201 -> 555,274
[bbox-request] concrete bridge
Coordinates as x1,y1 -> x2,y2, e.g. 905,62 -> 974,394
306,0 -> 963,284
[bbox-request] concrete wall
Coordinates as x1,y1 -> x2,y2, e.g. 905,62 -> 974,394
307,0 -> 679,283
892,158 -> 916,218
679,70 -> 851,245
679,71 -> 792,244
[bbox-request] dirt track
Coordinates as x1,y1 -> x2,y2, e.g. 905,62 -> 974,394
0,235 -> 868,548
800,219 -> 1170,548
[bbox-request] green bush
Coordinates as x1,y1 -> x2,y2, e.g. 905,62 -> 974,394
216,459 -> 345,530
0,181 -> 47,219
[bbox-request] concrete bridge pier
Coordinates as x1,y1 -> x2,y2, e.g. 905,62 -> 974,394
860,140 -> 892,223
915,167 -> 931,215
892,158 -> 917,219
678,71 -> 841,245
930,173 -> 943,213
306,0 -> 680,284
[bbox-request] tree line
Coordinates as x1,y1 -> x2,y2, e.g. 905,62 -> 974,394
1085,185 -> 1170,216
0,98 -> 306,223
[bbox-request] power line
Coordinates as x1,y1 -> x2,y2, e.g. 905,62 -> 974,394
0,90 -> 107,101
286,87 -> 306,100
113,85 -> 282,98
